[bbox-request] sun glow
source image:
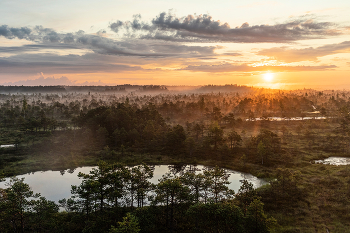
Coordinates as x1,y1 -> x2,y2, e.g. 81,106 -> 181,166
263,73 -> 274,82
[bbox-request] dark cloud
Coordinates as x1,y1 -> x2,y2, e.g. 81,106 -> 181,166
0,25 -> 32,39
181,63 -> 337,72
82,38 -> 218,57
222,52 -> 242,56
110,20 -> 126,33
257,41 -> 350,62
0,13 -> 344,77
0,25 -> 219,58
0,44 -> 81,53
110,13 -> 341,43
0,36 -> 222,76
0,25 -> 70,43
0,53 -> 146,74
0,44 -> 337,75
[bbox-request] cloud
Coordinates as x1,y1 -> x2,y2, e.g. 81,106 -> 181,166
0,25 -> 32,39
110,12 -> 342,43
0,13 -> 345,78
2,76 -> 75,86
0,42 -> 224,75
0,44 -> 82,53
222,52 -> 242,56
181,63 -> 337,72
0,25 -> 219,58
0,53 -> 147,74
257,41 -> 350,62
1,76 -> 114,86
0,25 -> 69,43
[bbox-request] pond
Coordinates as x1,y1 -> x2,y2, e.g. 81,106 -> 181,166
0,165 -> 267,204
314,157 -> 350,165
247,116 -> 326,121
0,144 -> 15,148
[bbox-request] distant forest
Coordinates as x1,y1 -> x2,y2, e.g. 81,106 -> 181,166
1,85 -> 350,232
0,84 -> 254,94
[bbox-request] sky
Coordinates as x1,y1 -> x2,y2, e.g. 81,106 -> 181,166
1,0 -> 350,89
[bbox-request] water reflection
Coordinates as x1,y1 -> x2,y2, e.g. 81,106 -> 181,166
0,165 -> 267,204
0,166 -> 95,203
0,144 -> 15,148
314,157 -> 350,165
246,116 -> 326,121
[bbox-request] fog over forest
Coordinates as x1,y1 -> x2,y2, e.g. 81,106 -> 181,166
1,84 -> 350,232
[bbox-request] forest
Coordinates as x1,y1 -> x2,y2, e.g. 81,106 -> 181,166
1,85 -> 350,232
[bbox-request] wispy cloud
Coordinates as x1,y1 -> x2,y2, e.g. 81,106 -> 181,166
2,76 -> 75,86
257,41 -> 350,62
0,53 -> 146,74
0,44 -> 82,53
181,63 -> 337,72
1,75 -> 114,86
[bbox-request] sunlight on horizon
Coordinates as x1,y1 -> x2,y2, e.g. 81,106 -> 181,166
263,72 -> 274,82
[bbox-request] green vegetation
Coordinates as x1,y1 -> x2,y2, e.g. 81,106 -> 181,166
1,162 -> 275,232
1,87 -> 350,232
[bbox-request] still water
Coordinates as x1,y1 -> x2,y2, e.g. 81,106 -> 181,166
314,157 -> 350,165
247,116 -> 326,121
0,144 -> 15,148
0,165 -> 267,203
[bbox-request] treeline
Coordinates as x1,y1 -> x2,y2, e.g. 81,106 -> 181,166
196,84 -> 254,93
3,89 -> 350,169
2,88 -> 350,135
0,162 -> 277,232
0,95 -> 286,176
75,103 -> 167,153
75,103 -> 284,166
0,97 -> 296,172
0,98 -> 78,148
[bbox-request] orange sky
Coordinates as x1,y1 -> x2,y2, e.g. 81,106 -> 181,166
1,0 -> 349,89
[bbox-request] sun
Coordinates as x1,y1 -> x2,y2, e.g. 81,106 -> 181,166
263,73 -> 274,82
